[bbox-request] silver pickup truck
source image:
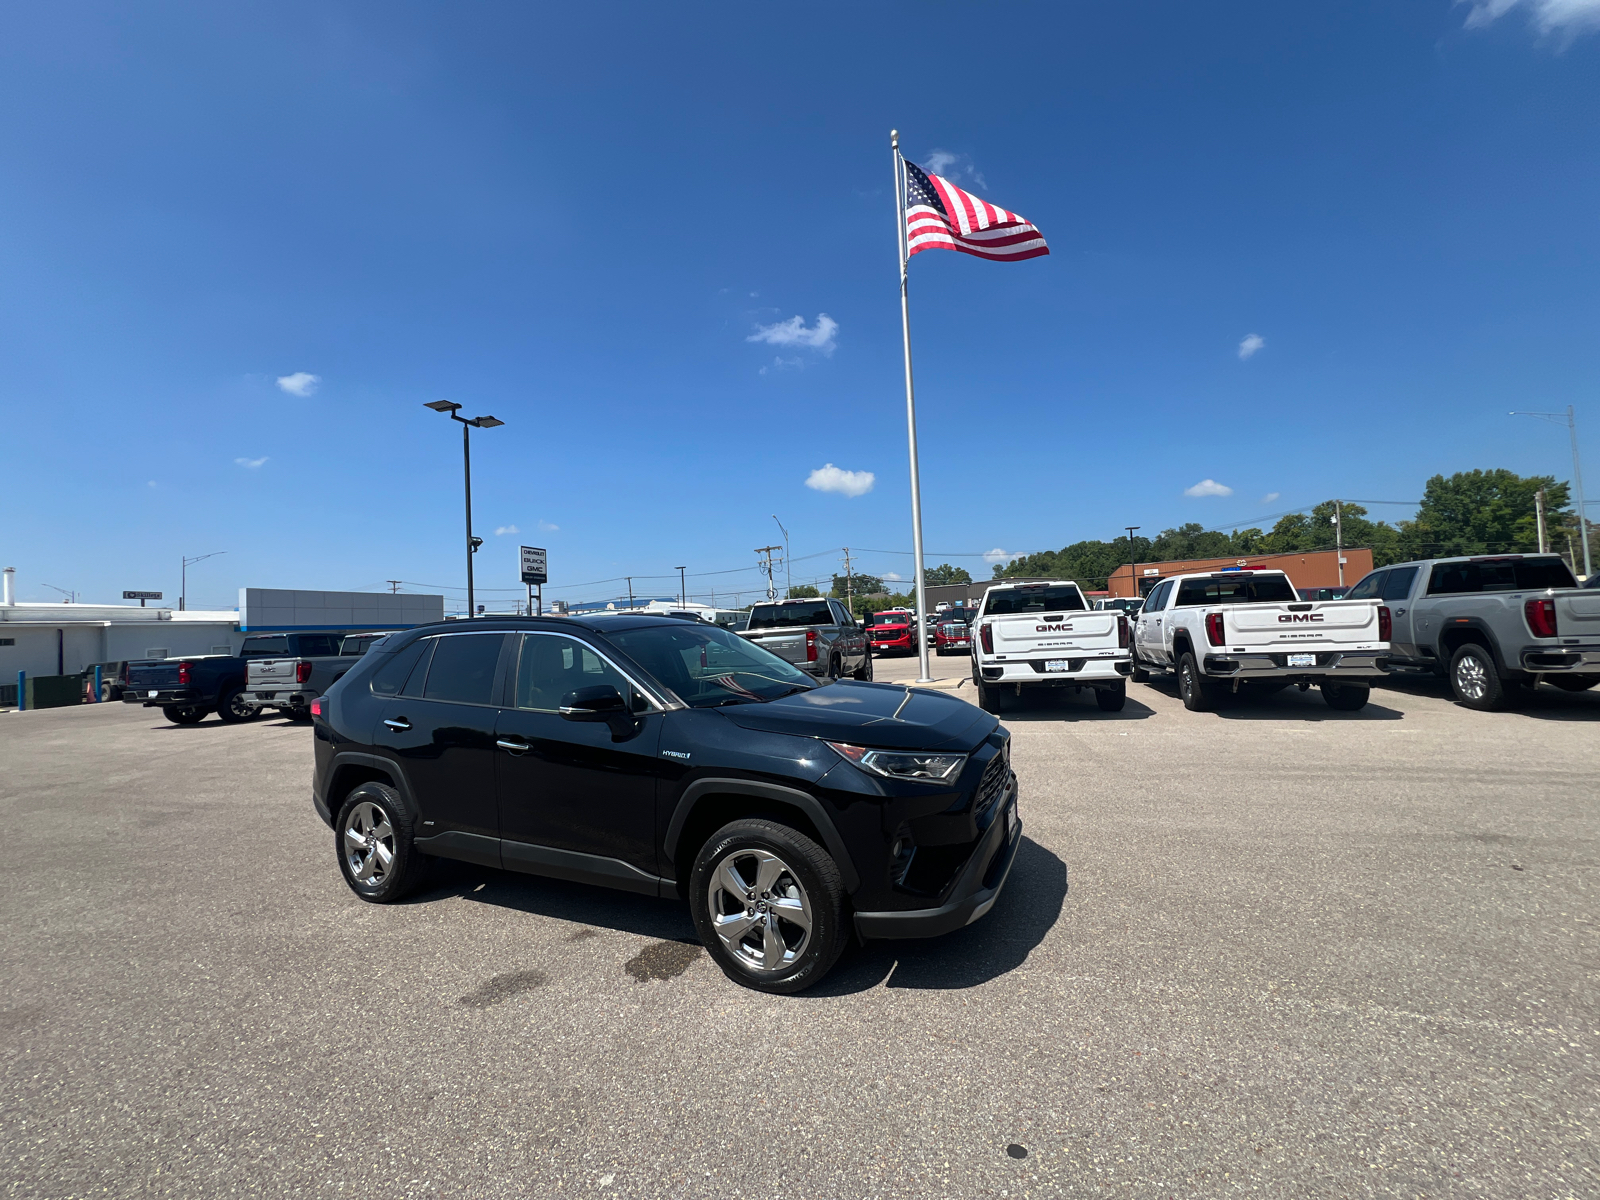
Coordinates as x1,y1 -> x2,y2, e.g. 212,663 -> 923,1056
739,598 -> 872,681
241,632 -> 395,719
1343,554 -> 1599,709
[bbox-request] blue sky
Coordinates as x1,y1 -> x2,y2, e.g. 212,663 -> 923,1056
2,2 -> 1597,611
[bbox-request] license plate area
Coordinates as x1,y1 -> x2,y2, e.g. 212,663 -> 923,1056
1045,659 -> 1069,672
1287,653 -> 1316,668
147,689 -> 158,698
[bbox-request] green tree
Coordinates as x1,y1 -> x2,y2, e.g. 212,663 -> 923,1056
834,573 -> 886,597
1397,469 -> 1569,559
786,584 -> 820,599
924,563 -> 972,585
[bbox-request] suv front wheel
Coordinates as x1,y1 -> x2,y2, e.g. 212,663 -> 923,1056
336,783 -> 427,903
690,819 -> 847,994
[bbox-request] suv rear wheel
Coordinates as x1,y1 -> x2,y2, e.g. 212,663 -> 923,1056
1449,643 -> 1506,711
336,782 -> 427,903
690,818 -> 846,994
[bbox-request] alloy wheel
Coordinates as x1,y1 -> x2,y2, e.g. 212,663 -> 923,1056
706,848 -> 812,973
1454,653 -> 1488,701
343,801 -> 395,887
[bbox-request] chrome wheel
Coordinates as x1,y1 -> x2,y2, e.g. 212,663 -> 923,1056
1454,652 -> 1488,702
343,801 -> 395,887
706,848 -> 812,973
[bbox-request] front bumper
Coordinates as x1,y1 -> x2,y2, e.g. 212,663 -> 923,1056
977,654 -> 1129,684
854,782 -> 1022,940
1521,646 -> 1600,673
1201,648 -> 1390,679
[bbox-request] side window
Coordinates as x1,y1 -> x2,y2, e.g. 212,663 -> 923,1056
1381,568 -> 1418,602
515,634 -> 632,712
369,639 -> 431,697
298,634 -> 338,657
1344,572 -> 1385,601
421,633 -> 506,705
1428,563 -> 1473,595
1151,581 -> 1174,611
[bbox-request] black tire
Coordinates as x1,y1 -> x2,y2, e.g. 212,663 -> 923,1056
161,704 -> 205,725
1129,655 -> 1150,684
689,818 -> 847,994
1095,681 -> 1127,712
976,679 -> 1010,714
1546,675 -> 1599,693
853,653 -> 873,682
1320,681 -> 1371,711
216,685 -> 262,724
1177,652 -> 1219,712
1448,643 -> 1507,711
335,782 -> 427,903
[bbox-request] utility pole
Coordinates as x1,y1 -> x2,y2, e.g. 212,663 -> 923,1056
755,546 -> 783,601
1535,489 -> 1548,554
625,577 -> 635,610
1334,500 -> 1344,587
676,566 -> 687,609
841,548 -> 855,617
387,580 -> 401,594
1124,527 -> 1140,599
1510,405 -> 1591,578
771,516 -> 791,596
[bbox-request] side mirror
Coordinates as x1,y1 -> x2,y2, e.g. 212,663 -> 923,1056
559,685 -> 627,720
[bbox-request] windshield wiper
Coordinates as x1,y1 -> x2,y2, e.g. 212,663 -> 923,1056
774,684 -> 813,698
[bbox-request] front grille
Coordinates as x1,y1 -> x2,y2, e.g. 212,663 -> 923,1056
973,746 -> 1010,823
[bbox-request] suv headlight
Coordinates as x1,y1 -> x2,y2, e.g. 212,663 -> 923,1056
827,742 -> 967,782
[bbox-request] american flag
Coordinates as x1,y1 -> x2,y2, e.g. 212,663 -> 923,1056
903,158 -> 1048,263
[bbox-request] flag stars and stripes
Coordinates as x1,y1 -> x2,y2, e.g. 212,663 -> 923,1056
903,158 -> 1048,263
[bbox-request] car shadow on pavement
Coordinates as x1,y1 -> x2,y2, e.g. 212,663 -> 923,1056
1137,677 -> 1406,722
800,836 -> 1069,996
1376,675 -> 1600,721
997,693 -> 1158,723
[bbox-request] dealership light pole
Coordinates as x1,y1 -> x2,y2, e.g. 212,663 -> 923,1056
1511,406 -> 1591,578
425,401 -> 504,617
180,551 -> 225,612
1124,527 -> 1140,599
676,566 -> 687,608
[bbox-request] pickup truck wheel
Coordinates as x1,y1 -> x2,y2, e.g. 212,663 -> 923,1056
1320,681 -> 1370,711
216,685 -> 262,724
690,818 -> 846,994
1546,675 -> 1599,693
1177,652 -> 1218,712
853,654 -> 873,682
336,783 -> 426,903
1095,682 -> 1127,712
1448,644 -> 1507,711
161,704 -> 205,725
1129,657 -> 1150,684
976,679 -> 1009,714
826,655 -> 842,681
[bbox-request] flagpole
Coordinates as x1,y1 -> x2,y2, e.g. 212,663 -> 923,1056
892,129 -> 934,684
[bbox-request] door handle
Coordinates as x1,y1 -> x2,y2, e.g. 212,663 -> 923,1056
496,737 -> 531,753
1395,608 -> 1406,616
383,717 -> 411,731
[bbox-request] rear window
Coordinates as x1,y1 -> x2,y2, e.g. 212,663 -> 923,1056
1427,557 -> 1577,595
1173,574 -> 1297,606
340,635 -> 389,656
421,633 -> 505,705
296,634 -> 340,657
748,602 -> 834,628
240,636 -> 289,657
983,586 -> 1087,615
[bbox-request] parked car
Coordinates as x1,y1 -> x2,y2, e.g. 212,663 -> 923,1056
124,632 -> 351,725
242,632 -> 398,720
866,608 -> 917,655
1093,597 -> 1144,617
738,598 -> 871,681
1132,569 -> 1389,711
1342,554 -> 1599,709
934,608 -> 978,656
310,615 -> 1021,993
79,660 -> 132,703
970,581 -> 1131,713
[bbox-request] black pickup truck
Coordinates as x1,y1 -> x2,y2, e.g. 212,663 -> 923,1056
123,632 -> 349,725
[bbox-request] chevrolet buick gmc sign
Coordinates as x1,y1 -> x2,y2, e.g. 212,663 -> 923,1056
519,546 -> 548,585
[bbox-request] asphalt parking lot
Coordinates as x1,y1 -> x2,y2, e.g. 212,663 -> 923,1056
3,667 -> 1597,1199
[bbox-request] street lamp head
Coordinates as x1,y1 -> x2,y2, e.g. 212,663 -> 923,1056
471,415 -> 505,429
425,400 -> 461,413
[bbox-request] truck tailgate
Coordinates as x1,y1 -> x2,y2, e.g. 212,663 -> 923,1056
248,659 -> 300,688
127,662 -> 181,691
991,611 -> 1119,655
740,630 -> 807,664
1557,591 -> 1600,637
1223,601 -> 1382,647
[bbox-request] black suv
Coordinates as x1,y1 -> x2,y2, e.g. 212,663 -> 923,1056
311,615 -> 1021,993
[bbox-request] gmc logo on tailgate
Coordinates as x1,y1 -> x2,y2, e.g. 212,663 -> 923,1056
1278,613 -> 1325,623
1035,624 -> 1073,632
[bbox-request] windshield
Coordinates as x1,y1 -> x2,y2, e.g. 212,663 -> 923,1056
1173,574 -> 1298,605
983,586 -> 1087,615
746,601 -> 833,629
869,612 -> 911,627
240,636 -> 289,657
604,623 -> 814,708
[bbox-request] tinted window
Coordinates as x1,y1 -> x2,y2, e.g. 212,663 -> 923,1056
340,634 -> 389,656
297,634 -> 339,657
1149,581 -> 1175,611
1513,558 -> 1577,589
515,635 -> 632,712
369,639 -> 430,697
1381,568 -> 1418,602
605,623 -> 812,708
421,634 -> 505,705
1428,558 -> 1577,595
1173,574 -> 1297,606
747,602 -> 834,628
1344,572 -> 1384,601
240,636 -> 289,657
984,586 -> 1087,615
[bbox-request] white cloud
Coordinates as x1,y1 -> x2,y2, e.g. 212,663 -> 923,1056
1261,492 -> 1281,504
1185,479 -> 1234,498
276,372 -> 320,396
924,149 -> 987,190
747,314 -> 838,356
1462,0 -> 1600,36
235,456 -> 269,469
805,463 -> 875,498
494,525 -> 520,536
146,480 -> 157,488
883,571 -> 904,582
1238,334 -> 1265,360
758,355 -> 804,375
983,548 -> 1021,566
538,519 -> 559,532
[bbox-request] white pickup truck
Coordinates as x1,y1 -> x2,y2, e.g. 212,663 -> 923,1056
1132,569 -> 1390,711
970,581 -> 1131,713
